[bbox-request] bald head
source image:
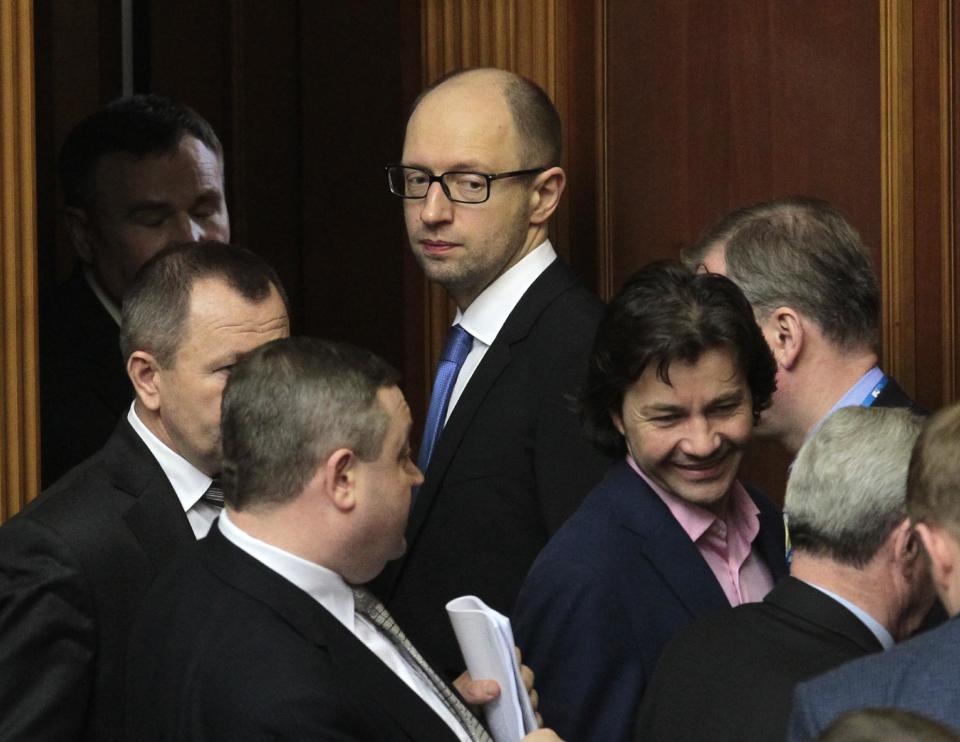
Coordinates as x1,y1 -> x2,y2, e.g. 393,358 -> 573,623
407,68 -> 561,168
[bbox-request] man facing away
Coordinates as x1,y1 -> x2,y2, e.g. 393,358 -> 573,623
0,242 -> 288,741
636,406 -> 932,742
125,337 -> 563,742
41,94 -> 230,485
683,196 -> 923,455
373,67 -> 610,677
789,401 -> 960,739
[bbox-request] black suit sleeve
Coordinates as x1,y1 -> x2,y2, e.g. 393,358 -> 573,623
0,515 -> 97,741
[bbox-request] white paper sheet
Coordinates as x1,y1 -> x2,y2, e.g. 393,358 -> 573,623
446,595 -> 538,742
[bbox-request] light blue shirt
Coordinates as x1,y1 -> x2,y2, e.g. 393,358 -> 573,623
805,580 -> 895,650
806,366 -> 886,443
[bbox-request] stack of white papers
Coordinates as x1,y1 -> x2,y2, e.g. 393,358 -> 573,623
446,595 -> 538,742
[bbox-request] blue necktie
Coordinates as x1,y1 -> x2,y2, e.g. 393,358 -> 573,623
417,324 -> 473,473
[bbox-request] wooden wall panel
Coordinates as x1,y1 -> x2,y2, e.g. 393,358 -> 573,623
604,0 -> 881,285
1,0 -> 40,519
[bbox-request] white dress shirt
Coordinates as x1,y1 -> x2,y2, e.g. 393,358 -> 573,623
446,239 -> 557,422
126,402 -> 220,539
217,511 -> 471,741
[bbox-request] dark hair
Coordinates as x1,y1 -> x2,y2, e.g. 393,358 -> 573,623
58,94 -> 223,210
119,242 -> 287,366
409,68 -> 562,166
581,260 -> 777,457
221,337 -> 402,511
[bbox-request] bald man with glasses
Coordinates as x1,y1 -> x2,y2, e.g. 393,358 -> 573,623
371,68 -> 610,680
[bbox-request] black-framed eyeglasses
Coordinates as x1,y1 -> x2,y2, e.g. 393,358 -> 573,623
385,164 -> 546,204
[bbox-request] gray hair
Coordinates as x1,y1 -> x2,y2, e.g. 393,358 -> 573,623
220,337 -> 401,511
684,197 -> 880,352
786,406 -> 923,567
119,242 -> 287,367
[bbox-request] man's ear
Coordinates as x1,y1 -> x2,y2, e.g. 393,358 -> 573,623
528,167 -> 566,226
762,306 -> 804,371
324,448 -> 358,512
891,519 -> 921,571
64,206 -> 96,264
610,410 -> 625,437
127,351 -> 162,411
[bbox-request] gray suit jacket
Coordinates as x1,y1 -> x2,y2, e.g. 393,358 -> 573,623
788,615 -> 960,740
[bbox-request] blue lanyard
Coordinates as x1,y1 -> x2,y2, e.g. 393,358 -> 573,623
860,375 -> 889,408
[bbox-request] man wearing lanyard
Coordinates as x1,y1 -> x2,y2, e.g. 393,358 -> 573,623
683,196 -> 924,456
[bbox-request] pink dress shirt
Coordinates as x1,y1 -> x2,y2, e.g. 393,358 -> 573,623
627,455 -> 775,606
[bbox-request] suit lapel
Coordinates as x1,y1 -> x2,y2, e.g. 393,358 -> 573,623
109,420 -> 194,572
765,576 -> 884,652
402,260 -> 580,555
745,484 -> 790,580
203,528 -> 461,742
611,463 -> 731,617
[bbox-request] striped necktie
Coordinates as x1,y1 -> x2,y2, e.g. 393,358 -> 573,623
351,587 -> 491,742
201,478 -> 224,509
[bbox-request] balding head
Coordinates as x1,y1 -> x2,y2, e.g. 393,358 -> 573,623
408,68 -> 561,168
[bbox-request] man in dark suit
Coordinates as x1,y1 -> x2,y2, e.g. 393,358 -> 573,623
0,243 -> 288,741
512,262 -> 790,742
125,337 -> 562,742
374,67 -> 610,677
41,95 -> 230,486
636,406 -> 933,742
683,197 -> 923,455
789,402 -> 960,740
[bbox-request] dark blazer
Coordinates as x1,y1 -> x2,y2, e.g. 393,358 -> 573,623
512,460 -> 789,742
40,267 -> 132,486
372,258 -> 611,677
125,524 -> 465,742
789,616 -> 960,740
635,576 -> 883,742
873,375 -> 928,416
0,419 -> 193,742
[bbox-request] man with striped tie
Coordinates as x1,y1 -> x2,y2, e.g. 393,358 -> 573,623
0,242 -> 289,742
124,336 -> 561,742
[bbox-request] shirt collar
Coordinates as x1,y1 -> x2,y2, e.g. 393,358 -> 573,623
807,366 -> 885,442
803,580 -> 895,650
127,401 -> 213,514
455,240 -> 557,346
217,509 -> 357,631
82,264 -> 122,325
625,454 -> 757,543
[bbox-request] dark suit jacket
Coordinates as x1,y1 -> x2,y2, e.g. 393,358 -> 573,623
0,419 -> 193,742
635,576 -> 883,742
511,460 -> 789,742
40,267 -> 132,486
372,258 -> 611,677
125,524 -> 466,742
789,615 -> 960,740
873,375 -> 927,416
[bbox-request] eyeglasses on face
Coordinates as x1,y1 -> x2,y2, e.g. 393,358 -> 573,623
385,164 -> 546,204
